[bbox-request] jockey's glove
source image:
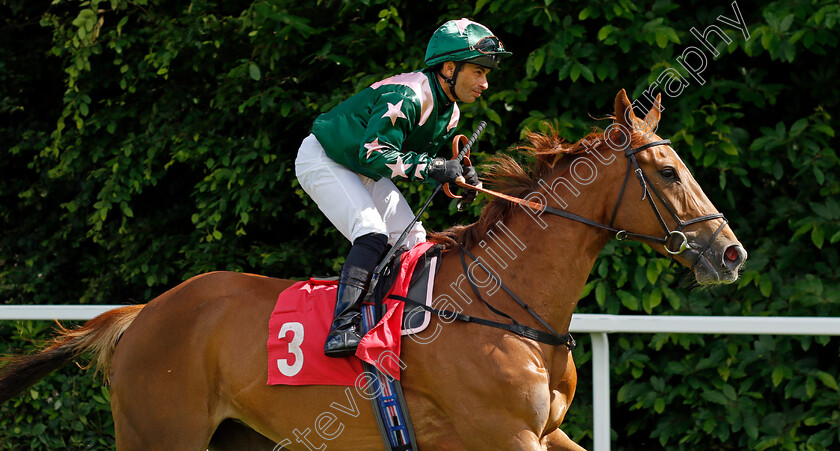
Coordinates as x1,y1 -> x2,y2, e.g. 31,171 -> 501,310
459,165 -> 480,206
462,165 -> 479,186
427,157 -> 464,184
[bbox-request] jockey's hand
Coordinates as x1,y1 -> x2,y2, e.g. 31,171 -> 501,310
427,157 -> 464,184
459,165 -> 480,206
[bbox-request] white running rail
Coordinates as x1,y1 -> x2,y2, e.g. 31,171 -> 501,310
3,306 -> 840,451
570,314 -> 840,451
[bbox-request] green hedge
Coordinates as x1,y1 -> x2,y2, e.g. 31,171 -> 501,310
1,0 -> 838,449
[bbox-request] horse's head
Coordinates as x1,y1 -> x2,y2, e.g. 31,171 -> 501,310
608,89 -> 746,284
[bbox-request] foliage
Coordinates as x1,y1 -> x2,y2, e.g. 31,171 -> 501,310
1,0 -> 838,449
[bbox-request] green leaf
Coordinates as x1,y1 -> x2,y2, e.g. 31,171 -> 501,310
595,283 -> 606,306
759,277 -> 772,297
813,166 -> 825,185
806,376 -> 817,398
816,371 -> 840,390
791,223 -> 811,241
721,384 -> 737,401
811,226 -> 825,249
617,290 -> 638,310
474,0 -> 490,14
530,48 -> 545,74
813,123 -> 835,137
646,262 -> 659,284
596,62 -> 610,81
811,202 -> 835,220
649,287 -> 662,309
654,397 -> 665,413
570,63 -> 581,82
779,14 -> 794,32
744,413 -> 759,439
578,63 -> 594,83
701,391 -> 729,405
721,142 -> 738,155
655,31 -> 668,48
771,365 -> 784,386
485,108 -> 502,126
249,62 -> 261,81
789,118 -> 808,137
579,7 -> 591,20
774,121 -> 785,138
597,25 -> 614,41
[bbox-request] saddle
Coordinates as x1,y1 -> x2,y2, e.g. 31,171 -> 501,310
367,243 -> 441,335
266,242 -> 440,386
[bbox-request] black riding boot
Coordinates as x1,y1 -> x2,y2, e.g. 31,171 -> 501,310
323,265 -> 373,357
323,232 -> 387,357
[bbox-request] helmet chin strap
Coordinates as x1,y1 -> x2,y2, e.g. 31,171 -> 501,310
439,61 -> 464,102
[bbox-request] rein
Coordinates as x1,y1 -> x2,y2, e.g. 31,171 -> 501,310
456,137 -> 727,269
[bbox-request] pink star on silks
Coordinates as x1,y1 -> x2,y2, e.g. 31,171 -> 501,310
382,100 -> 407,126
363,138 -> 388,159
414,162 -> 427,180
385,155 -> 410,178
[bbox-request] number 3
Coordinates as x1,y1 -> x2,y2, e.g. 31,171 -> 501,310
277,322 -> 304,377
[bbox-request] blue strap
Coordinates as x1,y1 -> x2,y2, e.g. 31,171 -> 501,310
360,303 -> 419,451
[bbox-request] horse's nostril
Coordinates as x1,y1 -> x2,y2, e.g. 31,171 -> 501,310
723,245 -> 746,269
725,246 -> 739,262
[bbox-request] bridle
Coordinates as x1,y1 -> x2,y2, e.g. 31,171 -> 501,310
387,130 -> 732,349
455,133 -> 729,269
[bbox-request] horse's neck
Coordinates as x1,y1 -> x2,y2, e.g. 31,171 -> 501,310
460,172 -> 614,334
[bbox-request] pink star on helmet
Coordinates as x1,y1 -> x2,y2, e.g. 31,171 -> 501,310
385,155 -> 410,178
453,18 -> 475,36
363,138 -> 388,159
382,100 -> 407,126
452,18 -> 490,36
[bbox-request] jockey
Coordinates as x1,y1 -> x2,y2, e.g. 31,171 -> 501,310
294,18 -> 512,357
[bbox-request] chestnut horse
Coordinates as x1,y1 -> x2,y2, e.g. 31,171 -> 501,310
0,90 -> 746,450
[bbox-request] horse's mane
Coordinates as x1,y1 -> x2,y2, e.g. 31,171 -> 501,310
429,125 -> 609,249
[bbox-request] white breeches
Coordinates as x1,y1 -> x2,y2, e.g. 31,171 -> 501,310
295,134 -> 426,247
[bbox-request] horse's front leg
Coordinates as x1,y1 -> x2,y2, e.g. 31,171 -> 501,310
543,428 -> 587,451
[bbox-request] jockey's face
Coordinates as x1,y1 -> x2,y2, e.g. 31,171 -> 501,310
442,62 -> 490,103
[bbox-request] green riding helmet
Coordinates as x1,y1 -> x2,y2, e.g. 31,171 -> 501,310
424,18 -> 512,70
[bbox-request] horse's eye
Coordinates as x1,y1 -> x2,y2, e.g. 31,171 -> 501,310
660,167 -> 678,180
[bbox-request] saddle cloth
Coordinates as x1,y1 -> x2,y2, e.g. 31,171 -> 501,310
266,242 -> 440,386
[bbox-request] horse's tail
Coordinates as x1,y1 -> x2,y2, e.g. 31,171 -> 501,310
0,304 -> 144,405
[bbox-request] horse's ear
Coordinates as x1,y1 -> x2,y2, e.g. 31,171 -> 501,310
643,93 -> 663,127
614,89 -> 637,129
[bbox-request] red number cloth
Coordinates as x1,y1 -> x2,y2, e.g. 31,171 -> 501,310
267,242 -> 434,386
